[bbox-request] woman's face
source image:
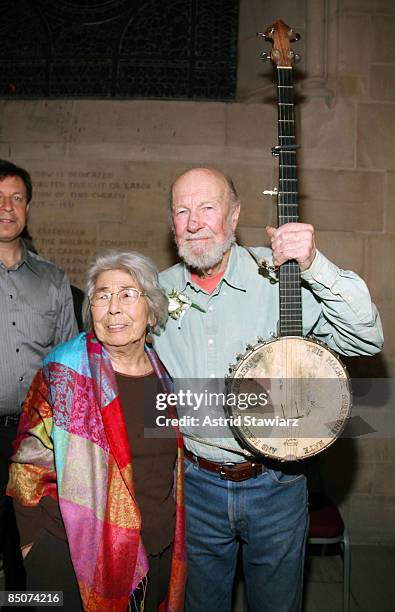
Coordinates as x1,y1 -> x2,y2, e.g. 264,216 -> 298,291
90,269 -> 153,352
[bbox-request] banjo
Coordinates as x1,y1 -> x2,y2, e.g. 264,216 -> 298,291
225,20 -> 351,462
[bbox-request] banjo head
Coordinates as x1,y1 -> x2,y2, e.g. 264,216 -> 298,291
226,336 -> 352,461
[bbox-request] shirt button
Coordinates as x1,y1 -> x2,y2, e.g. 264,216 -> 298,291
16,348 -> 20,353
208,306 -> 213,312
12,322 -> 16,326
346,295 -> 353,302
208,338 -> 214,345
209,374 -> 215,378
19,376 -> 24,382
9,294 -> 13,299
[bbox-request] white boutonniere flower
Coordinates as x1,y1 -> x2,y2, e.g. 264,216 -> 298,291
168,289 -> 206,329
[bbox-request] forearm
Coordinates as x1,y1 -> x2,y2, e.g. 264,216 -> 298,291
302,251 -> 384,356
7,369 -> 58,507
13,499 -> 44,547
14,496 -> 67,549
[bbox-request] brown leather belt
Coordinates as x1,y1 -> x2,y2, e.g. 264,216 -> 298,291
184,448 -> 263,482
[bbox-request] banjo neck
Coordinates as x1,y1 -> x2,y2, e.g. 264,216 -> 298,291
276,65 -> 302,337
262,20 -> 303,337
225,21 -> 352,463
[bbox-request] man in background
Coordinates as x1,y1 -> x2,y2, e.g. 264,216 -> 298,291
0,159 -> 77,591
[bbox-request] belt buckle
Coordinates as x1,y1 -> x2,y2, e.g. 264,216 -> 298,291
189,453 -> 200,468
219,462 -> 236,480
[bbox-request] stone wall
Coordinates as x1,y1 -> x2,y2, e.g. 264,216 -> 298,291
0,0 -> 394,543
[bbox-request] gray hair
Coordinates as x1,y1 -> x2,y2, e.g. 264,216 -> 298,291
82,250 -> 168,335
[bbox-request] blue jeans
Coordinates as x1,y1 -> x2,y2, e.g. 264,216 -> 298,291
184,458 -> 308,612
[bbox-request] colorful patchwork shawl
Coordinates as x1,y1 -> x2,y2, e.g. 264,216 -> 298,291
7,332 -> 186,611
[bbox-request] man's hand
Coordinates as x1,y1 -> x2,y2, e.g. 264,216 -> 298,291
21,543 -> 33,559
266,223 -> 316,272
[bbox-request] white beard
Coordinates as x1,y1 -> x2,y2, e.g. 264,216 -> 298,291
178,230 -> 236,271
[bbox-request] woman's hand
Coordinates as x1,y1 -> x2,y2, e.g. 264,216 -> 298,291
21,543 -> 33,559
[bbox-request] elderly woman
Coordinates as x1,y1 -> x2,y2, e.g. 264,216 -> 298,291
7,251 -> 186,612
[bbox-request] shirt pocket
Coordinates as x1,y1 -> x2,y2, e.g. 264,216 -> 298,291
26,307 -> 57,349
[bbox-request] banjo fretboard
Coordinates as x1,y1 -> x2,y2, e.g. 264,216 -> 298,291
276,66 -> 303,337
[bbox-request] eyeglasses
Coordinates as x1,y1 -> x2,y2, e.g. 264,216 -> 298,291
90,288 -> 146,307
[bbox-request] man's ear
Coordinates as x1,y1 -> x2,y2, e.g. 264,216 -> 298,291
231,202 -> 241,230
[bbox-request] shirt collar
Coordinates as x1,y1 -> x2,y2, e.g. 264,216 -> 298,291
179,244 -> 247,293
0,239 -> 40,275
222,245 -> 247,291
20,241 -> 41,277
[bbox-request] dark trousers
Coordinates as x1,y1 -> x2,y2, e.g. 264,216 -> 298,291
145,544 -> 173,612
25,528 -> 172,612
24,530 -> 83,612
0,424 -> 26,592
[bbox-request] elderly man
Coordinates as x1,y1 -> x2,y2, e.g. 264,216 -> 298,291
153,167 -> 383,612
0,159 -> 77,589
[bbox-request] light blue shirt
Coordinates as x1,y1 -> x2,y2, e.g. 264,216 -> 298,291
154,244 -> 383,462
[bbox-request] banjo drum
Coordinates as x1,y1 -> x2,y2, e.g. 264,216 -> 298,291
225,20 -> 351,462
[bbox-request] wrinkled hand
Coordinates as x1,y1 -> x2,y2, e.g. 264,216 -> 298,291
266,223 -> 316,272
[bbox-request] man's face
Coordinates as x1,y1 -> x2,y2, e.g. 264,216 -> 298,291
0,175 -> 29,244
171,169 -> 240,271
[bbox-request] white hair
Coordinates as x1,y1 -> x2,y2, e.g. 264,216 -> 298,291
82,250 -> 168,335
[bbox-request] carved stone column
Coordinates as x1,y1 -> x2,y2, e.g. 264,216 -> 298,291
303,0 -> 334,102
